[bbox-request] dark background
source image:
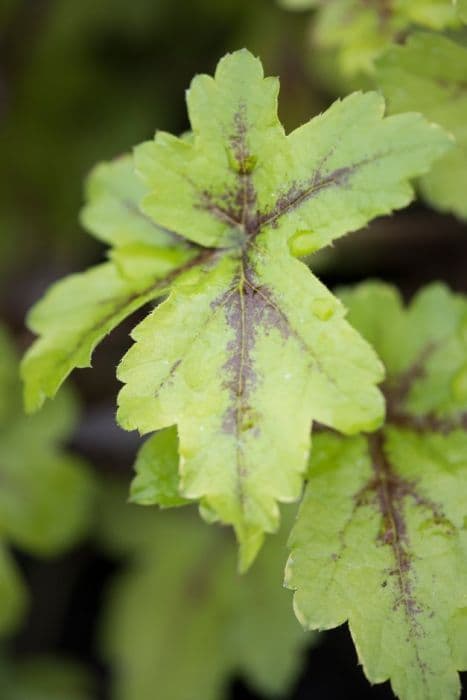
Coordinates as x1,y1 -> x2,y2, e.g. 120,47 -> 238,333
2,1 -> 467,698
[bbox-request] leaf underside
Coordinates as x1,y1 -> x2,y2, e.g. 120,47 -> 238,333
287,282 -> 467,700
22,49 -> 450,567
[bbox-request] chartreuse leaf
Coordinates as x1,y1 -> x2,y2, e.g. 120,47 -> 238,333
80,154 -> 181,250
98,483 -> 311,700
286,282 -> 467,700
280,0 -> 459,75
0,326 -> 95,633
376,32 -> 467,220
21,155 -> 199,414
117,50 -> 450,569
23,50 -> 450,569
21,258 -> 191,413
0,655 -> 94,700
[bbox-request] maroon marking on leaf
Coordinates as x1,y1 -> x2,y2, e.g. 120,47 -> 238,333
196,104 -> 261,241
258,165 -> 354,231
385,344 -> 467,434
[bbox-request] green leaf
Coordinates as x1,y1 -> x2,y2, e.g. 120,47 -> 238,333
23,49 -> 450,567
80,154 -> 185,250
0,386 -> 95,555
117,50 -> 450,568
286,282 -> 467,700
98,487 -> 311,700
291,0 -> 459,76
21,255 -> 194,413
376,32 -> 467,220
130,426 -> 191,507
21,151 -> 200,413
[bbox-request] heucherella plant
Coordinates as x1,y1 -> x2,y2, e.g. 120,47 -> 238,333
287,282 -> 467,700
21,49 -> 451,570
0,326 -> 95,635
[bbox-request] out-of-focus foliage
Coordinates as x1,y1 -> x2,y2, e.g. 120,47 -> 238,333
278,0 -> 459,76
0,325 -> 95,635
0,0 -> 315,282
98,482 -> 311,700
0,655 -> 94,700
376,32 -> 467,221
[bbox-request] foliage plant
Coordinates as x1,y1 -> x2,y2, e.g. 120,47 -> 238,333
19,42 -> 467,699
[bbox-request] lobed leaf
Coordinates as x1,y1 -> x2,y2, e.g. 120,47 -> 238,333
23,49 -> 451,567
287,282 -> 467,700
376,32 -> 467,220
118,49 -> 450,567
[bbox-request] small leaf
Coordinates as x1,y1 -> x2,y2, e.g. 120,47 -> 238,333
287,282 -> 467,700
130,427 -> 191,507
376,32 -> 467,220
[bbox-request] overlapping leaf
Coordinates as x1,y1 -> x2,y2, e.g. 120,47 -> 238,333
279,0 -> 459,75
98,482 -> 311,700
287,283 -> 467,700
0,327 -> 95,634
376,32 -> 467,220
23,50 -> 450,568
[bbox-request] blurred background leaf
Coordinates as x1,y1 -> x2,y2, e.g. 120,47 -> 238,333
97,482 -> 313,700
